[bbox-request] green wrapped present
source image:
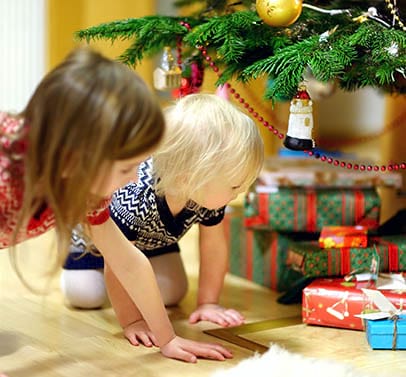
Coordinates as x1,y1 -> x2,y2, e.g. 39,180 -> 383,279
286,235 -> 406,277
224,207 -> 304,291
244,188 -> 380,232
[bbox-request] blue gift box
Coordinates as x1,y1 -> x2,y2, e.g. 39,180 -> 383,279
366,314 -> 406,350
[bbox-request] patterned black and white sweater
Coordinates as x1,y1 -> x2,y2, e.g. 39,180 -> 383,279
65,158 -> 225,269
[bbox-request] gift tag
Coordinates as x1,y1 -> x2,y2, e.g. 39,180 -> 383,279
376,273 -> 406,290
362,289 -> 398,314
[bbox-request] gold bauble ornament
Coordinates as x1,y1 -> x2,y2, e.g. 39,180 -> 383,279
256,0 -> 303,27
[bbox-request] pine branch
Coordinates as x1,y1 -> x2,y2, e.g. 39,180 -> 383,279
75,16 -> 198,65
185,11 -> 272,63
173,0 -> 255,16
75,2 -> 406,99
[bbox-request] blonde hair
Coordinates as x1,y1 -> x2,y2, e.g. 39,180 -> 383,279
11,48 -> 164,280
153,93 -> 264,201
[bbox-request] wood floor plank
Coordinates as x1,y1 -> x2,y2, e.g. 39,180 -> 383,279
1,227 -> 405,376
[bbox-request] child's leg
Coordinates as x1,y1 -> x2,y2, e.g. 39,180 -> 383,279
61,268 -> 107,309
61,249 -> 107,309
61,250 -> 187,309
149,252 -> 188,307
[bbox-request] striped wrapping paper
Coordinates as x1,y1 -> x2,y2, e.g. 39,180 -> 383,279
287,235 -> 406,278
244,188 -> 380,232
224,207 -> 305,292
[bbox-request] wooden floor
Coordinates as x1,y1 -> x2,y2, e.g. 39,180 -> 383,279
1,227 -> 405,377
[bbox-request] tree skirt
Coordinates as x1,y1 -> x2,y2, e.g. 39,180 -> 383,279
212,344 -> 376,377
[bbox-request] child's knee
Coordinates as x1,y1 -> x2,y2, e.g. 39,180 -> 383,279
60,269 -> 107,309
158,274 -> 188,307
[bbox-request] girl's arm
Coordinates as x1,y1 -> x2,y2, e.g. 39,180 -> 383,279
104,262 -> 143,329
90,218 -> 232,362
197,222 -> 228,305
90,218 -> 174,345
104,262 -> 158,347
189,222 -> 245,327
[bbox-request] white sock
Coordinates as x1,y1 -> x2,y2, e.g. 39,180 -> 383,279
60,269 -> 107,309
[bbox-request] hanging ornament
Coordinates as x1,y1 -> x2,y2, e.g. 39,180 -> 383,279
153,46 -> 182,91
256,0 -> 303,27
172,55 -> 204,98
283,84 -> 316,151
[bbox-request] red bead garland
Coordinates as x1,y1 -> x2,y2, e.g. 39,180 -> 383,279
178,21 -> 405,172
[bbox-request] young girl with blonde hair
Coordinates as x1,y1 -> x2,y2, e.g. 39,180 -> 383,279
62,93 -> 264,346
0,49 -> 232,376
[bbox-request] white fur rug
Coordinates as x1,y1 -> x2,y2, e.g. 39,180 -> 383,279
212,344 -> 375,377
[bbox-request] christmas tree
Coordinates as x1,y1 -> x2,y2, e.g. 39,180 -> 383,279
76,0 -> 406,101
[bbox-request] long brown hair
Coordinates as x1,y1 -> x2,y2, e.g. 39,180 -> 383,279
12,48 -> 164,283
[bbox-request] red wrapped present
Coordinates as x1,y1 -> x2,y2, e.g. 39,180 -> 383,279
302,277 -> 406,330
319,225 -> 368,248
244,188 -> 380,232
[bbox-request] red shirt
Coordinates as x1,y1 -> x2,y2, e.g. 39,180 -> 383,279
0,112 -> 110,248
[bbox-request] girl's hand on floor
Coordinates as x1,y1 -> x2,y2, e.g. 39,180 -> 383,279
160,336 -> 233,363
189,304 -> 245,327
123,319 -> 158,347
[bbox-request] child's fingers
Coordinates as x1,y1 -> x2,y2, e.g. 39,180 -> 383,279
215,314 -> 238,327
161,336 -> 232,362
191,343 -> 233,360
149,333 -> 159,347
163,349 -> 197,363
125,331 -> 157,347
225,309 -> 245,321
203,312 -> 228,326
222,310 -> 245,326
200,310 -> 237,327
188,312 -> 200,324
137,332 -> 154,347
215,344 -> 233,359
125,332 -> 140,346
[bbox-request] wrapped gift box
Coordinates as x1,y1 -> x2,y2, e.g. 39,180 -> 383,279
287,235 -> 406,278
319,225 -> 368,248
224,206 -> 306,292
258,157 -> 403,189
366,315 -> 406,350
244,188 -> 380,232
302,278 -> 406,330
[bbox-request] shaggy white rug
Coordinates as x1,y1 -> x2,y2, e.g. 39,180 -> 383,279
212,344 -> 375,377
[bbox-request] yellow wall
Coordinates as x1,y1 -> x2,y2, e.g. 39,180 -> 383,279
47,0 -> 156,85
